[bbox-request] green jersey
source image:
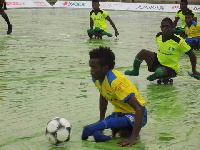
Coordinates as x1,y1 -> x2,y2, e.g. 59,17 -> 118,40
90,9 -> 108,32
156,33 -> 191,73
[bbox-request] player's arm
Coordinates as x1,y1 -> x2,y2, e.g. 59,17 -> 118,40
83,94 -> 107,127
99,94 -> 108,121
106,16 -> 119,37
117,96 -> 145,147
186,50 -> 200,75
173,17 -> 179,28
90,17 -> 94,30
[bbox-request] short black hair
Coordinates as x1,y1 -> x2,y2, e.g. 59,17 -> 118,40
181,0 -> 187,2
181,0 -> 188,5
185,9 -> 194,17
92,0 -> 99,3
89,46 -> 115,70
161,17 -> 173,26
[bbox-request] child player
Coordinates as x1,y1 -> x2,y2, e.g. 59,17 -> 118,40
184,9 -> 200,50
87,0 -> 119,39
125,17 -> 200,81
173,0 -> 197,34
82,46 -> 147,147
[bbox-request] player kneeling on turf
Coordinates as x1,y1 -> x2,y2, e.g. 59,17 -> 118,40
125,17 -> 200,81
87,0 -> 119,39
82,47 -> 147,147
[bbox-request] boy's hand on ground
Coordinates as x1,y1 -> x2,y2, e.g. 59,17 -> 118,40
117,139 -> 136,147
115,30 -> 119,37
193,71 -> 200,80
193,71 -> 200,76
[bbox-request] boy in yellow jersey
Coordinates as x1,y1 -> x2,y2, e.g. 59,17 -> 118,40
87,0 -> 119,39
173,0 -> 197,34
184,10 -> 200,49
125,17 -> 200,80
82,47 -> 147,147
0,0 -> 12,34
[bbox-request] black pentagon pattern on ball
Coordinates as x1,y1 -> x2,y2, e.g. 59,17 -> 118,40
45,117 -> 71,145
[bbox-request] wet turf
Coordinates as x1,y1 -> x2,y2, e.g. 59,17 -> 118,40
0,9 -> 199,150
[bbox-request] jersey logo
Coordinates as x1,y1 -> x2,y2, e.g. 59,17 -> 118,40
114,82 -> 123,91
168,47 -> 174,51
125,115 -> 135,123
106,90 -> 112,97
180,40 -> 186,46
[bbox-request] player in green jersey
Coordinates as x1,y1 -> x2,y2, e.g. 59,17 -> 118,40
173,0 -> 197,34
0,0 -> 12,34
125,17 -> 200,81
87,0 -> 119,39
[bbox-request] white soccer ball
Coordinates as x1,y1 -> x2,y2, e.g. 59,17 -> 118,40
45,117 -> 72,145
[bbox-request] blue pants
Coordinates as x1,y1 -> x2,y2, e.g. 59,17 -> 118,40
82,108 -> 147,142
185,37 -> 200,47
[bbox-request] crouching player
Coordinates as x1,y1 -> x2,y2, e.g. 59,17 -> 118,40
173,0 -> 197,35
185,10 -> 200,50
82,47 -> 147,147
0,0 -> 12,34
125,17 -> 200,81
87,0 -> 119,39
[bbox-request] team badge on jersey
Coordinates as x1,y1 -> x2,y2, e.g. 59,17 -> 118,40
107,90 -> 112,97
168,47 -> 174,51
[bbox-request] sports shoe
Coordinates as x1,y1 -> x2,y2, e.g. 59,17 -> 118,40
7,24 -> 12,34
93,131 -> 111,142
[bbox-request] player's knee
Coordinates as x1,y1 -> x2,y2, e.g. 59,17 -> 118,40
137,49 -> 148,58
82,125 -> 93,135
140,49 -> 148,54
87,29 -> 92,34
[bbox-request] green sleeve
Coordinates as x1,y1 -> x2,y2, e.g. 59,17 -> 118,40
175,11 -> 179,18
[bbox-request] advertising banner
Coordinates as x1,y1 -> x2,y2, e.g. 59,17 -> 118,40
53,1 -> 91,8
128,3 -> 200,13
98,2 -> 129,10
31,0 -> 52,7
6,0 -> 52,8
53,1 -> 200,13
5,0 -> 200,12
54,1 -> 129,10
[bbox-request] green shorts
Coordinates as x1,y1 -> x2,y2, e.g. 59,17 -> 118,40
87,27 -> 103,36
173,27 -> 185,34
87,27 -> 112,37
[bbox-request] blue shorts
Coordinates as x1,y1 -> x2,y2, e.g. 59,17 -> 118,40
185,37 -> 200,47
105,107 -> 147,128
105,108 -> 147,136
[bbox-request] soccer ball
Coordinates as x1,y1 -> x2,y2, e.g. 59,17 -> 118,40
45,117 -> 72,145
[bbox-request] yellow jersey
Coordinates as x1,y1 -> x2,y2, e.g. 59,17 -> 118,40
156,33 -> 191,73
185,21 -> 200,38
175,8 -> 197,28
90,9 -> 108,31
93,69 -> 145,114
